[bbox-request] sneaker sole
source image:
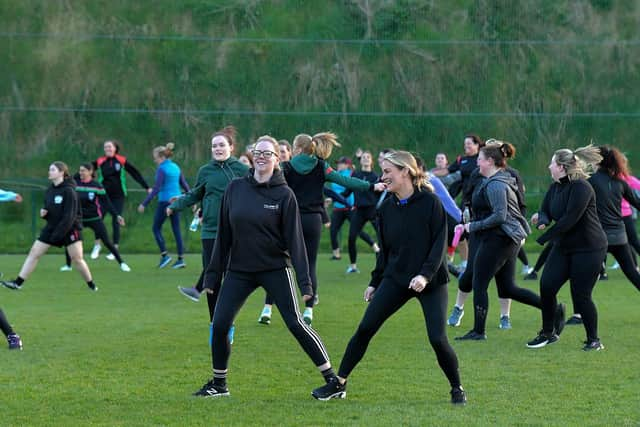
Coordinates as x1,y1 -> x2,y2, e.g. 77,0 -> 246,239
159,261 -> 172,269
312,391 -> 346,401
199,391 -> 230,398
177,287 -> 200,302
526,337 -> 558,349
172,264 -> 186,269
258,317 -> 271,325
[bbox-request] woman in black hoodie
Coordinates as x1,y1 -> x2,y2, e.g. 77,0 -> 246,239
1,162 -> 98,292
312,150 -> 466,405
193,136 -> 338,398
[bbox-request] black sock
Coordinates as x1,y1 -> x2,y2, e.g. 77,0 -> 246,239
87,280 -> 97,289
321,367 -> 336,383
15,277 -> 24,286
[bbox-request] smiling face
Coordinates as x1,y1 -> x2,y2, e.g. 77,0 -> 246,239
360,152 -> 373,169
549,155 -> 566,182
211,135 -> 232,162
252,140 -> 279,176
48,164 -> 64,182
380,159 -> 409,195
78,166 -> 92,181
477,150 -> 495,177
463,137 -> 479,156
104,141 -> 117,157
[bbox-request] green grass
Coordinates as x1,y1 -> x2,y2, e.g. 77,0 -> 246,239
1,253 -> 639,426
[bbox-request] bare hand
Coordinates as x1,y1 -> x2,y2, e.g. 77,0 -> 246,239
302,294 -> 313,302
373,182 -> 386,192
531,213 -> 539,225
14,194 -> 23,203
409,275 -> 428,292
146,188 -> 153,194
324,222 -> 331,228
537,224 -> 546,230
454,224 -> 465,234
117,215 -> 126,226
364,286 -> 376,302
40,208 -> 48,218
166,207 -> 173,216
137,205 -> 145,213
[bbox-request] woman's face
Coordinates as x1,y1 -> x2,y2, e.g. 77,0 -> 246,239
477,151 -> 494,177
435,153 -> 448,169
238,155 -> 252,167
48,164 -> 64,181
252,141 -> 279,175
380,160 -> 408,194
463,138 -> 479,156
153,152 -> 164,165
211,135 -> 232,162
279,144 -> 291,162
360,152 -> 373,169
104,141 -> 117,157
549,155 -> 566,182
78,166 -> 92,181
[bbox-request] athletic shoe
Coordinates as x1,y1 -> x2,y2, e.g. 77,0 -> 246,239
158,255 -> 172,269
450,386 -> 467,405
521,265 -> 532,275
554,303 -> 566,336
178,286 -> 201,302
59,265 -> 72,272
90,244 -> 101,260
609,262 -> 620,270
228,325 -> 235,345
120,263 -> 131,272
329,255 -> 342,261
311,376 -> 347,400
258,307 -> 272,325
1,280 -> 21,290
526,331 -> 559,348
566,315 -> 583,325
345,266 -> 360,274
599,272 -> 608,281
455,330 -> 487,341
447,306 -> 464,327
87,282 -> 98,292
7,334 -> 22,350
193,379 -> 230,398
583,339 -> 604,351
303,307 -> 313,325
499,315 -> 512,330
172,259 -> 186,269
447,262 -> 462,277
524,271 -> 538,280
105,253 -> 116,261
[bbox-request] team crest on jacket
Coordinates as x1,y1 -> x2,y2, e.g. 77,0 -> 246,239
263,203 -> 279,210
115,163 -> 121,171
54,195 -> 63,204
89,192 -> 95,200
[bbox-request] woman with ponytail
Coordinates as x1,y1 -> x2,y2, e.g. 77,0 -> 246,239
138,143 -> 190,269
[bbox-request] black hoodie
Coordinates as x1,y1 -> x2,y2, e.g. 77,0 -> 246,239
41,178 -> 82,242
370,188 -> 448,289
205,169 -> 312,296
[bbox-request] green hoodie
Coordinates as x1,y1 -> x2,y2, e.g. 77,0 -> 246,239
169,157 -> 249,239
289,153 -> 372,191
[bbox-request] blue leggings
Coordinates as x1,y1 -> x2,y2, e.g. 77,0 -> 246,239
152,201 -> 184,255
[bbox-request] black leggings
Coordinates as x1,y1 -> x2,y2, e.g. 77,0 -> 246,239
301,212 -> 323,308
330,209 -> 374,251
607,244 -> 640,292
337,280 -> 460,388
540,246 -> 605,340
105,196 -> 125,245
471,234 -> 541,335
623,215 -> 640,260
65,220 -> 123,265
211,269 -> 331,371
348,206 -> 378,264
0,308 -> 16,337
517,247 -> 530,267
533,243 -> 553,273
457,234 -> 478,293
194,238 -> 216,321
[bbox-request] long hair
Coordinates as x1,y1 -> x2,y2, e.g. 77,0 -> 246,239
211,125 -> 238,150
598,145 -> 629,179
553,144 -> 602,181
293,132 -> 341,159
383,151 -> 433,192
52,161 -> 71,180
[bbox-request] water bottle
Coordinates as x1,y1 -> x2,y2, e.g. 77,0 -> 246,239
189,214 -> 200,232
462,207 -> 471,224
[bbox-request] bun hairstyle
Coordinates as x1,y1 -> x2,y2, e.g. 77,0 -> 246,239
553,144 -> 602,181
211,125 -> 238,149
482,138 -> 516,168
153,142 -> 175,159
293,132 -> 341,160
52,161 -> 71,179
383,150 -> 434,193
597,145 -> 629,179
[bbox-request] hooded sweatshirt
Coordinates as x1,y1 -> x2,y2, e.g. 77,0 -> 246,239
205,169 -> 312,296
370,188 -> 448,289
42,178 -> 82,242
468,169 -> 530,244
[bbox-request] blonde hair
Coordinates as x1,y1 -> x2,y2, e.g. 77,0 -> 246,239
153,142 -> 175,159
553,144 -> 602,181
383,150 -> 433,192
293,132 -> 341,160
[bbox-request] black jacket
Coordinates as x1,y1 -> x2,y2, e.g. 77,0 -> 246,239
41,178 -> 82,242
537,177 -> 607,253
205,169 -> 312,296
370,188 -> 448,289
588,170 -> 640,245
74,176 -> 118,222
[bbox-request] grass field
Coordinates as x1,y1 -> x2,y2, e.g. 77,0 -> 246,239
1,252 -> 639,426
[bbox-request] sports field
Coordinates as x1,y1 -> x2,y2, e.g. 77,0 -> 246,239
1,253 -> 639,426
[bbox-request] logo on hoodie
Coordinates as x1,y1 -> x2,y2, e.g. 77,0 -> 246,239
54,195 -> 63,204
263,203 -> 279,210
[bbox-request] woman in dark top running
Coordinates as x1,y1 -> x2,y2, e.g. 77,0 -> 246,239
1,190 -> 24,349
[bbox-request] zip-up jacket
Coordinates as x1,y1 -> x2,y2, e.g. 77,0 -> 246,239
0,189 -> 19,202
536,177 -> 607,253
141,159 -> 190,206
94,154 -> 149,198
370,188 -> 448,289
168,157 -> 249,239
588,170 -> 640,245
42,178 -> 81,242
204,169 -> 312,296
74,176 -> 118,221
469,170 -> 530,244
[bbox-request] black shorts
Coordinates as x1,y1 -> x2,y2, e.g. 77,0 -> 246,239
38,228 -> 83,248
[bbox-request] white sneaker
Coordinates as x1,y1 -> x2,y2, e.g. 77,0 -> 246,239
90,244 -> 101,260
609,262 -> 620,270
106,253 -> 116,261
522,265 -> 532,275
59,265 -> 72,272
258,307 -> 272,325
303,307 -> 313,325
120,262 -> 131,272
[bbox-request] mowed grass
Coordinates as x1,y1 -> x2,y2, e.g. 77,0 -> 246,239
1,252 -> 639,426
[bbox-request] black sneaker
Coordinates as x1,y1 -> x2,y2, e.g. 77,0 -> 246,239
87,283 -> 98,292
454,330 -> 487,341
524,271 -> 538,280
311,376 -> 346,400
193,379 -> 230,398
526,331 -> 559,348
7,334 -> 22,350
566,315 -> 583,325
450,386 -> 467,405
583,339 -> 604,351
599,272 -> 608,281
554,303 -> 566,336
1,280 -> 21,290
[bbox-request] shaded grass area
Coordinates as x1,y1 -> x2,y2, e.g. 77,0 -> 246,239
1,253 -> 639,426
